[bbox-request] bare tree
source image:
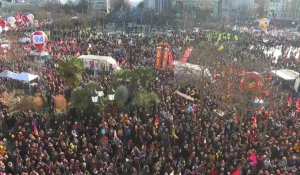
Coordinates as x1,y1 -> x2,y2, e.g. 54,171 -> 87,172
255,0 -> 268,18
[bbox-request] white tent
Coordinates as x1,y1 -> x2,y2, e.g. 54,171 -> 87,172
271,69 -> 299,81
78,55 -> 119,71
174,61 -> 212,82
0,70 -> 17,78
12,72 -> 39,82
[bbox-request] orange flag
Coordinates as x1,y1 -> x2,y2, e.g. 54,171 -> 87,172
168,50 -> 174,71
162,47 -> 169,71
155,46 -> 162,69
154,114 -> 159,128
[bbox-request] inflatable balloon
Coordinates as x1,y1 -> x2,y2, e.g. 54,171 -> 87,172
241,72 -> 264,90
0,19 -> 6,29
27,14 -> 34,22
21,15 -> 29,24
7,17 -> 16,27
259,18 -> 269,31
30,31 -> 48,52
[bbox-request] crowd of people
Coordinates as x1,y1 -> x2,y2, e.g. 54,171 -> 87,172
0,19 -> 299,175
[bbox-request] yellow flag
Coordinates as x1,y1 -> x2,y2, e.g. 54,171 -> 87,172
171,125 -> 178,139
217,45 -> 224,51
234,35 -> 239,41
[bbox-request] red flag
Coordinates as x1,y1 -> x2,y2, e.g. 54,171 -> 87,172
75,51 -> 81,57
296,98 -> 300,112
267,74 -> 273,81
249,153 -> 257,167
241,69 -> 246,75
233,113 -> 239,125
231,167 -> 241,175
227,81 -> 231,96
259,104 -> 263,114
33,119 -> 39,136
180,46 -> 193,63
252,116 -> 257,128
265,89 -> 270,97
288,96 -> 293,107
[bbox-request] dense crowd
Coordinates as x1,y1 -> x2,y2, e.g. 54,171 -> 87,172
0,21 -> 300,175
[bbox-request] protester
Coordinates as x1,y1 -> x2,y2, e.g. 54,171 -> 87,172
0,20 -> 299,175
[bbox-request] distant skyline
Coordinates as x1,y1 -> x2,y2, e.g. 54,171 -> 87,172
59,0 -> 142,6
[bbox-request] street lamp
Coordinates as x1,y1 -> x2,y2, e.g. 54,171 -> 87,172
108,88 -> 115,101
91,91 -> 99,103
96,85 -> 104,97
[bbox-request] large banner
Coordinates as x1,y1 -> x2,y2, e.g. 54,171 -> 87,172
162,47 -> 169,71
155,46 -> 162,69
169,50 -> 174,71
180,46 -> 193,63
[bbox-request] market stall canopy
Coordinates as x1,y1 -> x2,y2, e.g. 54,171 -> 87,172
271,69 -> 299,81
0,70 -> 17,78
12,72 -> 39,82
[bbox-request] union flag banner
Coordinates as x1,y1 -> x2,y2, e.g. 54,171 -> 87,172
180,46 -> 193,63
155,46 -> 162,69
168,50 -> 174,71
162,47 -> 169,71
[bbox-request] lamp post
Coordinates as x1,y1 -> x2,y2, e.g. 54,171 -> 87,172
108,88 -> 115,115
91,85 -> 105,119
108,88 -> 115,101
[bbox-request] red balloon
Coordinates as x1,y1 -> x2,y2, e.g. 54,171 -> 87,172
15,13 -> 21,21
241,72 -> 264,90
21,15 -> 29,23
0,20 -> 6,28
30,31 -> 48,52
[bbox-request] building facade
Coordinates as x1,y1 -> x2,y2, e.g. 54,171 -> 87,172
88,0 -> 111,13
267,0 -> 300,20
222,0 -> 255,18
144,0 -> 170,14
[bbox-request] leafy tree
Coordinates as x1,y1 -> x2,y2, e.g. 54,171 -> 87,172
255,0 -> 268,18
75,0 -> 88,13
131,91 -> 160,113
137,1 -> 144,9
112,0 -> 130,12
112,66 -> 156,91
115,85 -> 129,109
54,95 -> 68,113
58,56 -> 84,90
70,81 -> 107,117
